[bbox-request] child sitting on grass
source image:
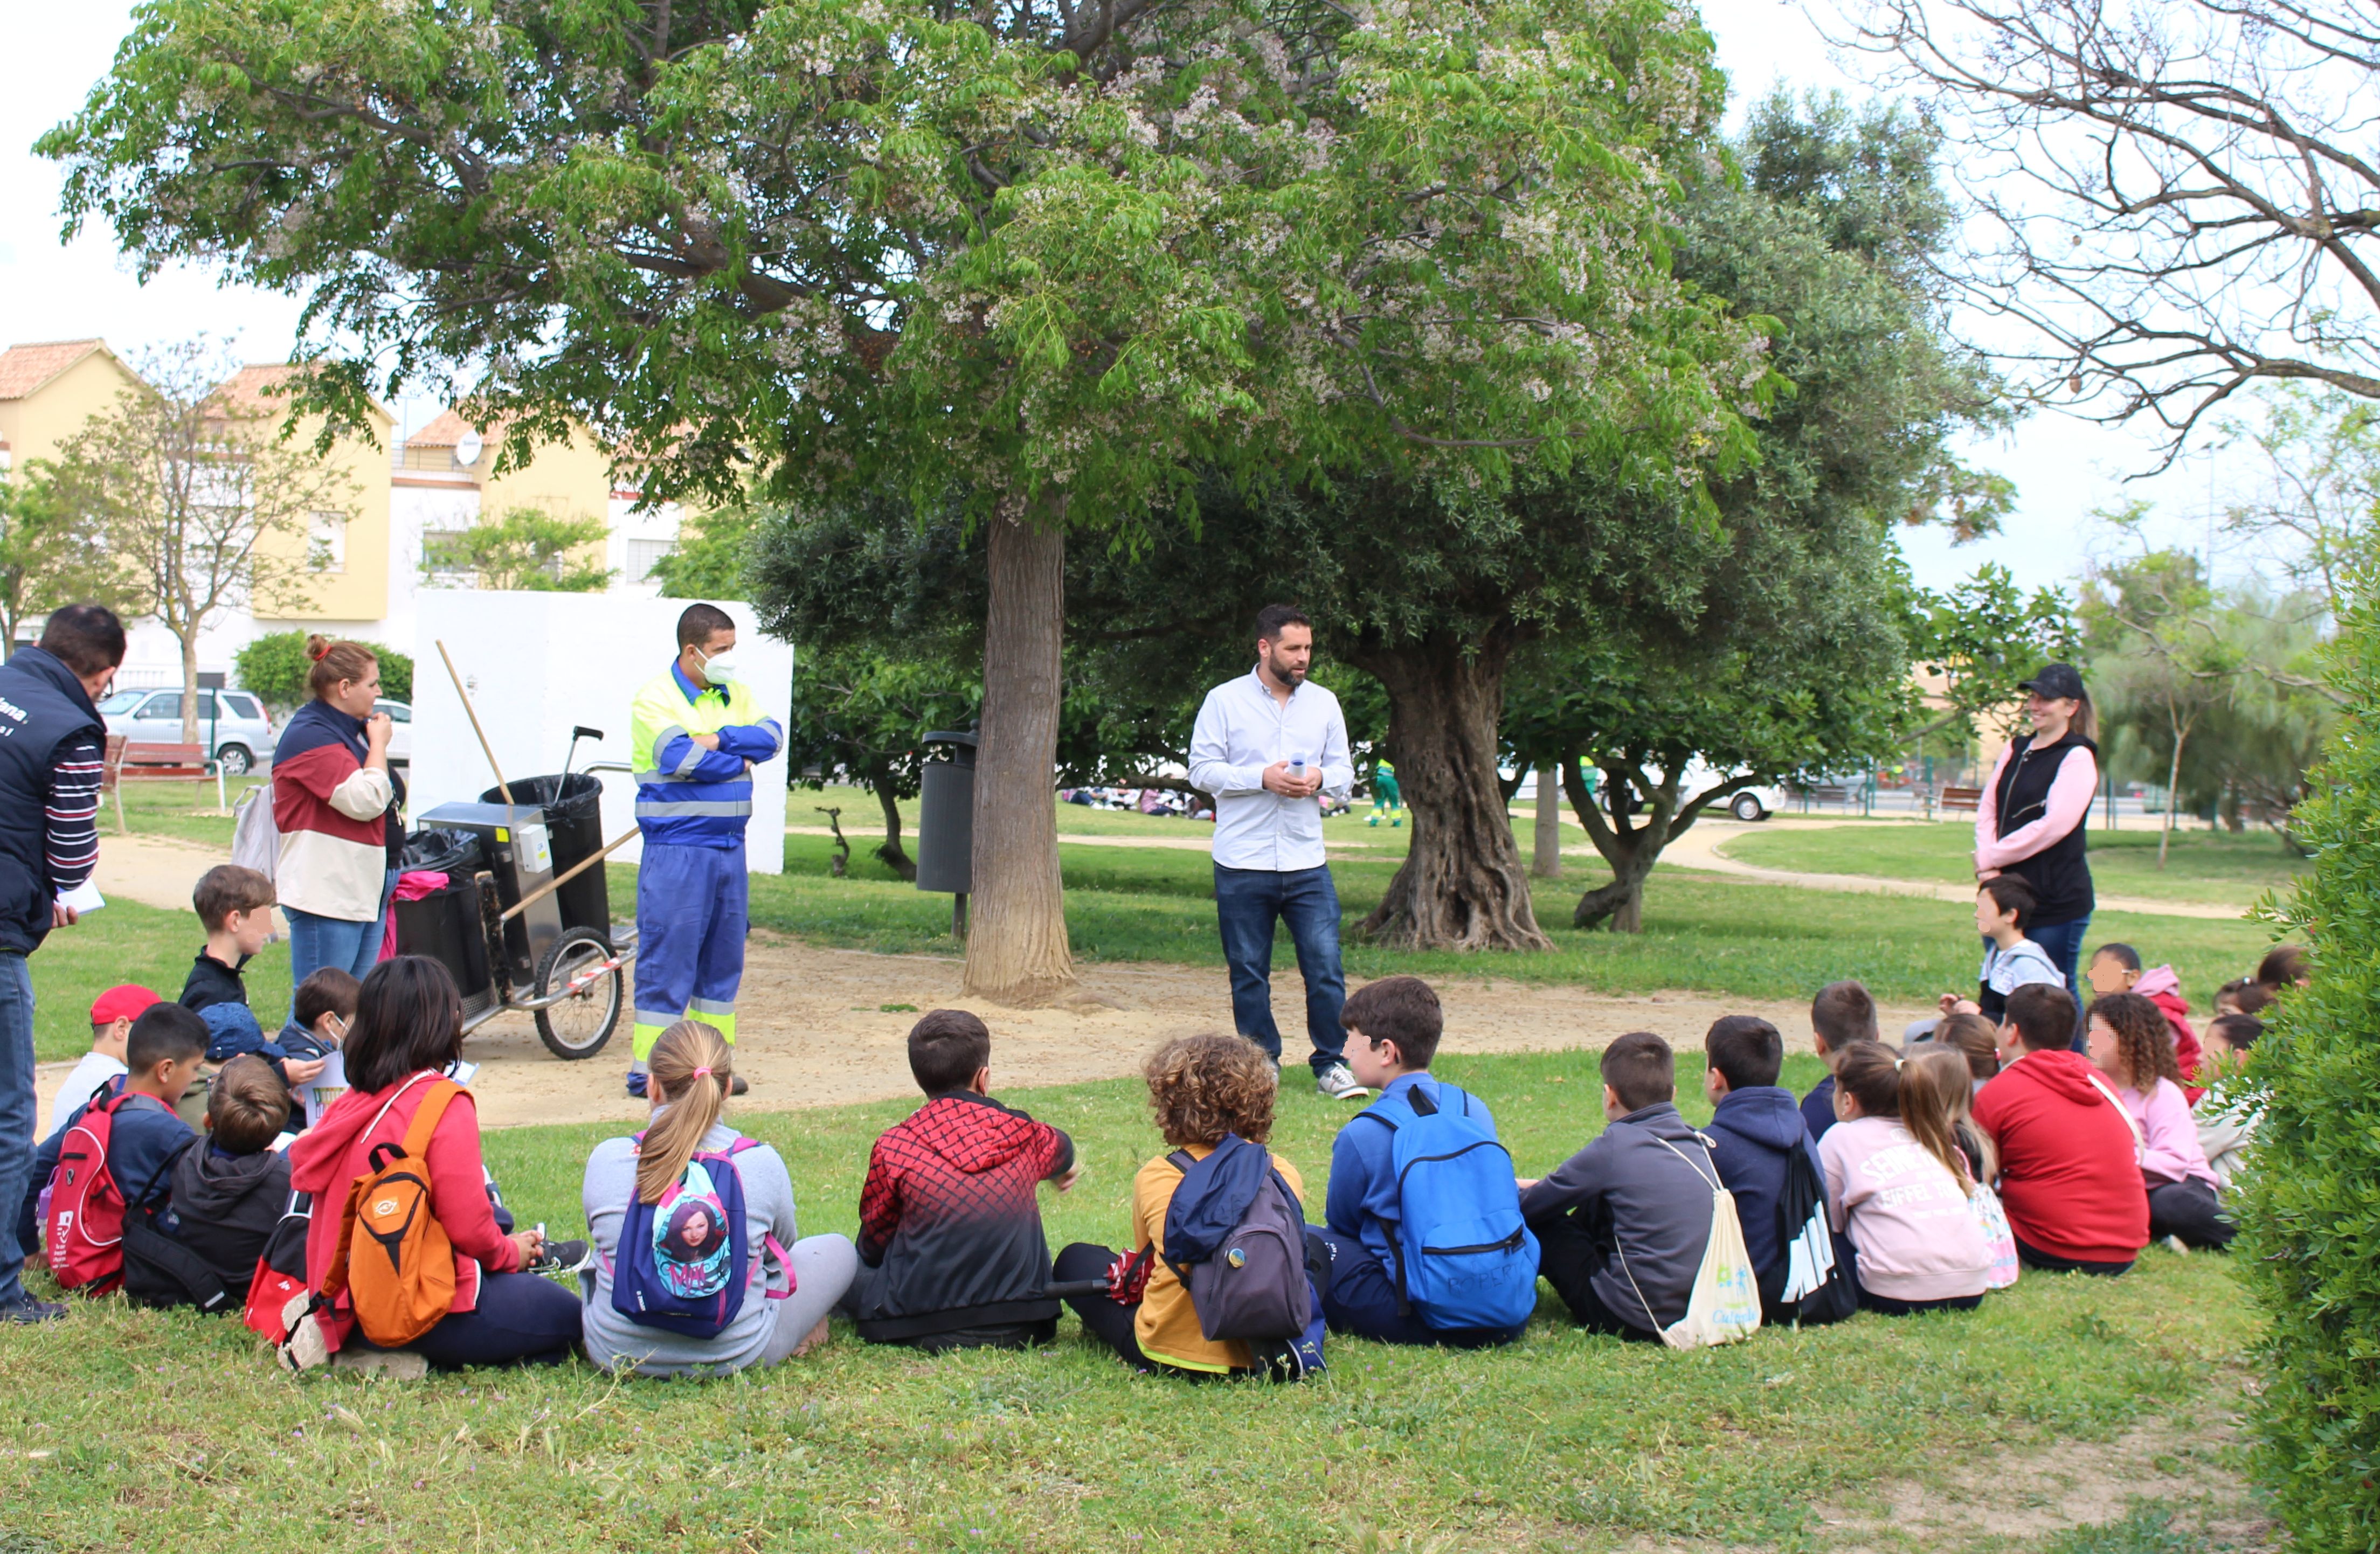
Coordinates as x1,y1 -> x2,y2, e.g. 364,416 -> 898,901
1518,1032 -> 1719,1342
18,1004 -> 206,1306
1802,981 -> 1879,1143
1971,982 -> 2148,1276
843,1009 -> 1079,1352
1914,1045 -> 2018,1290
1927,1011 -> 2002,1094
2212,978 -> 2272,1019
1316,975 -> 1535,1348
1700,1015 -> 1852,1326
2086,944 -> 2205,1103
164,1054 -> 295,1305
1821,1042 -> 1993,1315
1054,1032 -> 1312,1378
1943,876 -> 2066,1023
582,1020 -> 857,1376
51,985 -> 158,1136
2257,944 -> 2310,996
2086,993 -> 2233,1252
2194,1014 -> 2264,1189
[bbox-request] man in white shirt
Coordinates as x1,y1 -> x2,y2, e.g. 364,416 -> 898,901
1187,607 -> 1368,1099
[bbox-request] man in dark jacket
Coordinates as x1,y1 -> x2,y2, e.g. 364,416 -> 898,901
0,605 -> 123,1324
1519,1032 -> 1715,1341
840,1010 -> 1078,1350
1701,1015 -> 1853,1325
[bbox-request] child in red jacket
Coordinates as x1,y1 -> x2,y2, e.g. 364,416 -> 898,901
1973,982 -> 2149,1276
2086,944 -> 2205,1104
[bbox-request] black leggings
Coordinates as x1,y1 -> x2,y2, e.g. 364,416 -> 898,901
2014,1236 -> 2134,1277
1053,1243 -> 1244,1379
1527,1209 -> 1662,1342
1858,1290 -> 1984,1317
2147,1177 -> 2235,1251
355,1272 -> 582,1369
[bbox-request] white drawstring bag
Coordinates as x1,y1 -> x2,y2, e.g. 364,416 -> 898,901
1618,1134 -> 1764,1351
230,781 -> 279,883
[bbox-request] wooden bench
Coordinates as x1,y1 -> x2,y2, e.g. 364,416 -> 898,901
1938,785 -> 1983,814
106,737 -> 224,831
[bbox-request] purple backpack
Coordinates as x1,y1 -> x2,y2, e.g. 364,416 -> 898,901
607,1134 -> 792,1338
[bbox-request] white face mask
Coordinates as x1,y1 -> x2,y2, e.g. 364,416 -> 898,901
698,647 -> 739,685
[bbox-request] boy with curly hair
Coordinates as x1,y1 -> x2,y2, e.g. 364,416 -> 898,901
1054,1031 -> 1311,1378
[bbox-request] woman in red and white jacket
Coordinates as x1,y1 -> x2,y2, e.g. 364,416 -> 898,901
286,956 -> 581,1368
271,637 -> 402,994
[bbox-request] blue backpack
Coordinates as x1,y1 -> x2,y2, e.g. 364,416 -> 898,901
609,1134 -> 792,1338
1359,1082 -> 1540,1330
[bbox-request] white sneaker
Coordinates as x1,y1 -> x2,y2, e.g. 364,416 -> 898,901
334,1348 -> 429,1380
1316,1063 -> 1371,1100
276,1298 -> 329,1375
2163,1234 -> 2192,1256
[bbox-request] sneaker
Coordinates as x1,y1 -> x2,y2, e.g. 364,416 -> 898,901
334,1348 -> 428,1380
625,1070 -> 648,1100
527,1239 -> 593,1276
0,1294 -> 66,1324
1315,1063 -> 1371,1101
276,1297 -> 330,1373
2163,1234 -> 2191,1257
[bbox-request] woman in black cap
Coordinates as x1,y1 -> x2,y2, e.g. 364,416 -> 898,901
1974,663 -> 2098,1041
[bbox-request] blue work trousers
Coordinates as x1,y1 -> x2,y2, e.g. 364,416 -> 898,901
633,842 -> 749,1065
1214,864 -> 1347,1078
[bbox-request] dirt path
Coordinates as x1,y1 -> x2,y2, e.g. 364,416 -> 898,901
1661,818 -> 2250,921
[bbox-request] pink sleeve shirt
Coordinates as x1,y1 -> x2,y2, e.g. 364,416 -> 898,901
2121,1078 -> 2219,1189
1975,743 -> 2100,872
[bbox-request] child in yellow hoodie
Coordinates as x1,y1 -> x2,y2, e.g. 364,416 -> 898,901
1054,1032 -> 1308,1377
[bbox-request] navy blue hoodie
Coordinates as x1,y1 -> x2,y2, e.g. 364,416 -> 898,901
1705,1086 -> 1822,1301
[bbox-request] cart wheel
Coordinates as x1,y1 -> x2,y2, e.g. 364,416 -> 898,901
534,927 -> 621,1060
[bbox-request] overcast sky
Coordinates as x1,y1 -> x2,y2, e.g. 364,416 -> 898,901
0,0 -> 2232,598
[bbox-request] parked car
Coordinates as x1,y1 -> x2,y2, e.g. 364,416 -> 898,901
1672,761 -> 1788,823
99,687 -> 274,775
375,698 -> 413,767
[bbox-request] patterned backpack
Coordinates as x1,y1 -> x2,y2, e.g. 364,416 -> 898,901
610,1134 -> 793,1338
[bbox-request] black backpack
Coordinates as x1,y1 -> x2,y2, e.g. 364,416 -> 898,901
1765,1143 -> 1857,1326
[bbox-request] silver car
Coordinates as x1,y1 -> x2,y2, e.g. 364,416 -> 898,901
376,698 -> 413,768
99,687 -> 276,775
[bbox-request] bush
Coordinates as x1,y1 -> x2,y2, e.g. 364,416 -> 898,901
2240,544 -> 2380,1551
236,631 -> 415,711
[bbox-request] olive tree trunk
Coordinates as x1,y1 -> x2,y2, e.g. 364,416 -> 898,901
1564,752 -> 1748,931
1532,762 -> 1564,879
865,759 -> 917,882
1353,627 -> 1551,951
963,510 -> 1077,1003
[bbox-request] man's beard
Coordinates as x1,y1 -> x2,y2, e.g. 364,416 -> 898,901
1269,657 -> 1307,685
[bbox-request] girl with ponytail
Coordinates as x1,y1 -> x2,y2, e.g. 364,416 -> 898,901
1817,1042 -> 1995,1315
579,1021 -> 859,1375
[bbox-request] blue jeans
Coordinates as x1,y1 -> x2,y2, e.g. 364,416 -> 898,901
2024,914 -> 2092,1049
356,1271 -> 582,1369
0,954 -> 33,1306
1214,864 -> 1347,1077
1311,1226 -> 1523,1348
286,903 -> 384,1011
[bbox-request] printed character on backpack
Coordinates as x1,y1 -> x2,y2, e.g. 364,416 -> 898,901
1316,976 -> 1538,1347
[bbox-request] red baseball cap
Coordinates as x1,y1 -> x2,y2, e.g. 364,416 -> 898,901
89,985 -> 162,1026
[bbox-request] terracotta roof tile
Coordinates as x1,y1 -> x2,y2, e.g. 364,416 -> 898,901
408,408 -> 479,447
0,340 -> 109,400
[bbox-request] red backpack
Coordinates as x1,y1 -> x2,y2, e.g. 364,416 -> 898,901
45,1092 -> 144,1294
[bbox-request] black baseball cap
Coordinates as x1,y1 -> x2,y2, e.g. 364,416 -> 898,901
2019,663 -> 2086,700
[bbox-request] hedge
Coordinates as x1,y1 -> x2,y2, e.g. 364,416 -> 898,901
233,630 -> 415,711
2241,544 -> 2380,1550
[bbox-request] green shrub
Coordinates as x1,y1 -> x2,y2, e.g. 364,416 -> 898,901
235,630 -> 414,710
2240,543 -> 2380,1551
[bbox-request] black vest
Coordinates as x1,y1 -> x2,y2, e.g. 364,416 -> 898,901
1990,731 -> 2096,924
0,648 -> 105,955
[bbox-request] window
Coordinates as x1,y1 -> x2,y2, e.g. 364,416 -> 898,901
308,512 -> 348,574
627,538 -> 677,586
136,693 -> 178,719
222,693 -> 261,721
377,699 -> 412,723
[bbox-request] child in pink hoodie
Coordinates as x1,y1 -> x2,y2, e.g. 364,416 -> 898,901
1818,1042 -> 1992,1314
2086,992 -> 2232,1251
2087,945 -> 2205,1103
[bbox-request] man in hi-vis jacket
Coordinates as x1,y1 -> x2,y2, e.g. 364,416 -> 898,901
626,603 -> 784,1097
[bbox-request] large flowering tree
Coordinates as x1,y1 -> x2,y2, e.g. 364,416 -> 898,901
46,0 -> 1758,998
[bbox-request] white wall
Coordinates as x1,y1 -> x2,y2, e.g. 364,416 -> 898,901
410,592 -> 791,873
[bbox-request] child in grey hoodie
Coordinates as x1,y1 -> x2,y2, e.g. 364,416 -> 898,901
1518,1032 -> 1719,1341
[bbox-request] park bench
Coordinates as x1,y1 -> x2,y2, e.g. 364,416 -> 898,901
106,736 -> 226,832
1938,785 -> 1983,814
1797,783 -> 1856,811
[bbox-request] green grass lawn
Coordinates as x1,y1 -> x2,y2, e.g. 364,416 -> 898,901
104,772 -> 269,847
0,1050 -> 2259,1553
29,902 -> 295,1063
1721,820 -> 2309,907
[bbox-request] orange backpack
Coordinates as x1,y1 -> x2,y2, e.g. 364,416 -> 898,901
323,1080 -> 462,1347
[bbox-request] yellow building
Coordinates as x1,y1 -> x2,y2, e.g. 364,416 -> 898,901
0,338 -> 145,480
212,364 -> 398,630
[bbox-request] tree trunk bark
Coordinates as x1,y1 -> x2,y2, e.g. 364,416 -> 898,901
1531,762 -> 1563,879
178,632 -> 200,746
867,761 -> 917,882
2160,711 -> 2189,869
1563,752 -> 1675,932
1353,627 -> 1551,952
962,511 -> 1076,1003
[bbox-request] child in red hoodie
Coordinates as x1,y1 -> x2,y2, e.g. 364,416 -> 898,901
841,1010 -> 1078,1351
2086,944 -> 2205,1104
1972,982 -> 2150,1276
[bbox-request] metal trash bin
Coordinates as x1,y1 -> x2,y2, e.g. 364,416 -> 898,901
915,730 -> 977,896
484,773 -> 610,938
415,802 -> 566,988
